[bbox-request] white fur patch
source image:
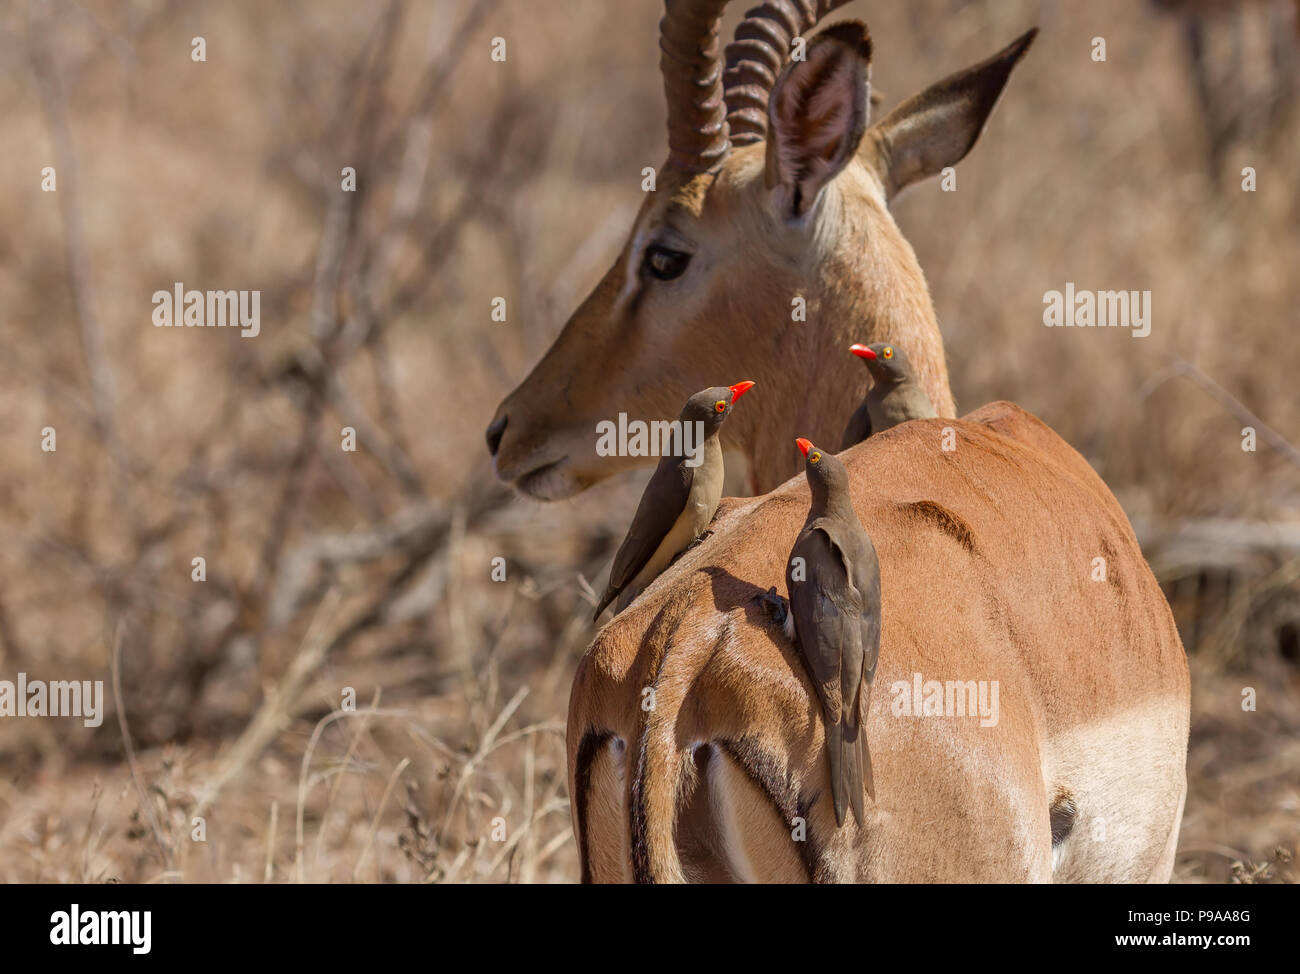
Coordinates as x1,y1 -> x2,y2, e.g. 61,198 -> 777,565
1041,698 -> 1188,883
704,744 -> 761,884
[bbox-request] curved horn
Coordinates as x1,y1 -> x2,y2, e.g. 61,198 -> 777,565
724,0 -> 855,145
660,0 -> 733,172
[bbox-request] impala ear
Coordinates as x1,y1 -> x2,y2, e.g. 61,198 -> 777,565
862,27 -> 1038,201
765,21 -> 874,224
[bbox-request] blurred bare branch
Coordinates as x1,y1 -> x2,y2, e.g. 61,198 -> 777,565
1138,356 -> 1300,471
26,0 -> 116,438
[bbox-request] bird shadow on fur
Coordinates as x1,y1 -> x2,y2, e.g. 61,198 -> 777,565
699,566 -> 803,671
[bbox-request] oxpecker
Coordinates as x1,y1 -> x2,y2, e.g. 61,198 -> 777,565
593,381 -> 755,620
840,342 -> 936,449
785,438 -> 881,827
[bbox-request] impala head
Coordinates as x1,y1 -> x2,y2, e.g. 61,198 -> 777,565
487,0 -> 1038,499
850,341 -> 914,386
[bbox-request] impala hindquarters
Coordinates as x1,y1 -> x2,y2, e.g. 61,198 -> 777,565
568,402 -> 1190,883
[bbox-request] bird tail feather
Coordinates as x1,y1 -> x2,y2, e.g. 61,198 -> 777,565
858,684 -> 875,804
825,718 -> 847,827
860,731 -> 875,804
842,718 -> 867,827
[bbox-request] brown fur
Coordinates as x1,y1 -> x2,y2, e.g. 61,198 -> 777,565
566,402 -> 1190,883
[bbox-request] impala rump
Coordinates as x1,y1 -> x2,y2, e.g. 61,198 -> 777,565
568,402 -> 1190,883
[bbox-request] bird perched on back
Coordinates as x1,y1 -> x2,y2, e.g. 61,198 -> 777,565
593,381 -> 755,620
784,438 -> 881,827
840,341 -> 937,450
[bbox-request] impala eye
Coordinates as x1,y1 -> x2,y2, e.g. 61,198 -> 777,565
882,346 -> 894,360
810,451 -> 822,463
644,245 -> 691,281
714,399 -> 727,413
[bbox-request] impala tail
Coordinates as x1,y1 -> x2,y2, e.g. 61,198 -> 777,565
568,660 -> 696,884
569,597 -> 843,884
568,640 -> 710,884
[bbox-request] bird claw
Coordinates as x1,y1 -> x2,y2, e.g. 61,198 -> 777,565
758,586 -> 790,627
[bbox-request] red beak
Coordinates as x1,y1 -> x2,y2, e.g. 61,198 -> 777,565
850,343 -> 877,360
796,438 -> 813,458
728,380 -> 756,401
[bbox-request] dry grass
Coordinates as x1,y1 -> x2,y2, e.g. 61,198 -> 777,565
0,0 -> 1295,883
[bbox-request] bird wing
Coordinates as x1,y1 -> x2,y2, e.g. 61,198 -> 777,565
789,525 -> 871,824
839,402 -> 873,451
597,456 -> 694,612
845,534 -> 880,806
788,527 -> 854,717
812,517 -> 882,688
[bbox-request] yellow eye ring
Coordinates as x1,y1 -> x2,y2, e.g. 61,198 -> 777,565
882,346 -> 894,360
714,400 -> 727,413
809,451 -> 822,463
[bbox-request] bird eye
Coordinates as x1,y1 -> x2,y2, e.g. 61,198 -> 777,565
882,346 -> 894,360
810,451 -> 821,463
643,244 -> 691,281
714,399 -> 726,413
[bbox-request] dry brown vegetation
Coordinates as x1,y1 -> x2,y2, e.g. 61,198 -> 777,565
0,0 -> 1295,883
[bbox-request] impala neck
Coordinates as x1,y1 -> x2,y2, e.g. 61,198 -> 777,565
733,186 -> 952,493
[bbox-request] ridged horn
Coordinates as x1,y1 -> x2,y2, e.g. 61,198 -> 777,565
660,0 -> 733,172
724,0 -> 855,145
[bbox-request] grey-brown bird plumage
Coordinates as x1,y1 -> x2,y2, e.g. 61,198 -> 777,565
784,441 -> 881,827
840,341 -> 936,450
593,383 -> 753,620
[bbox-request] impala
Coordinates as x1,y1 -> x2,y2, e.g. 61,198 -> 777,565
486,0 -> 1038,497
568,403 -> 1191,883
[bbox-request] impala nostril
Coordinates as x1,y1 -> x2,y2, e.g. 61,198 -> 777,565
486,414 -> 507,457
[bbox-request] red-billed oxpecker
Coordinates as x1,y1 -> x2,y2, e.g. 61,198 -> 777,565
785,438 -> 881,827
840,342 -> 937,450
593,382 -> 755,620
